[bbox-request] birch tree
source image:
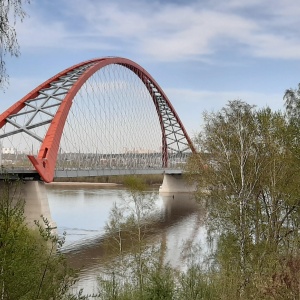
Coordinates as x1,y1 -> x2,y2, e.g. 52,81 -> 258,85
0,0 -> 30,88
187,100 -> 300,298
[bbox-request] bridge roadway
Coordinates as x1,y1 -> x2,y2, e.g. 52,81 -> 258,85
1,168 -> 183,181
1,167 -> 192,194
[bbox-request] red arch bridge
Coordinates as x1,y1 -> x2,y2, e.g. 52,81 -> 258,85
0,57 -> 196,184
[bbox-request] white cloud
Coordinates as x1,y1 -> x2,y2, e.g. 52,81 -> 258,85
168,87 -> 283,107
14,0 -> 300,61
0,72 -> 286,137
16,16 -> 66,48
0,76 -> 42,113
165,87 -> 284,134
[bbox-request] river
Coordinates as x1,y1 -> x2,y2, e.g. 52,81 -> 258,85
46,184 -> 207,296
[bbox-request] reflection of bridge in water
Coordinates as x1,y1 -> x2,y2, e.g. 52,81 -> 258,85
0,57 -> 196,224
59,192 -> 205,279
43,188 -> 205,294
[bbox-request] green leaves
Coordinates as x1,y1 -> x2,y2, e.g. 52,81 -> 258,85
187,99 -> 300,298
0,179 -> 83,300
0,0 -> 30,88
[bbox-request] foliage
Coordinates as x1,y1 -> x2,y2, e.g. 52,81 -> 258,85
0,178 -> 85,300
0,0 -> 30,88
97,176 -> 222,300
99,176 -> 163,299
186,100 -> 300,299
284,83 -> 300,121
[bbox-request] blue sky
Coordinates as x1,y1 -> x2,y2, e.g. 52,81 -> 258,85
2,0 -> 300,137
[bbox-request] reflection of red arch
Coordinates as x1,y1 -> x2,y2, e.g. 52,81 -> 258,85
0,57 -> 195,182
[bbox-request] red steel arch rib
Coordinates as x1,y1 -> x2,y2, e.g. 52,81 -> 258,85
0,57 -> 195,182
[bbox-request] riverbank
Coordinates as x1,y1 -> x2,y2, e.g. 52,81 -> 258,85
47,182 -> 121,187
52,174 -> 164,185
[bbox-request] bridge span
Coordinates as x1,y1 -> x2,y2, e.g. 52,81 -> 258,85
0,57 -> 196,224
0,57 -> 195,183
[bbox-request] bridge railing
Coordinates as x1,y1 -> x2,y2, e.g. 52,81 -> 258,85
0,151 -> 191,179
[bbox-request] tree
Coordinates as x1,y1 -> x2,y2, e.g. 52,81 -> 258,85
97,178 -> 229,299
98,176 -> 175,300
0,0 -> 30,88
284,83 -> 300,161
284,83 -> 300,120
0,177 -> 85,300
186,100 -> 300,299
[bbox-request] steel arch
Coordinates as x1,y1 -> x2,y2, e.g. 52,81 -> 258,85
0,57 -> 195,182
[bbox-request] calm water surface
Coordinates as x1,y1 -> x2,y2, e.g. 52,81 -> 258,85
46,184 -> 207,295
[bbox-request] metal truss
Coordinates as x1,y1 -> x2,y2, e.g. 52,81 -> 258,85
0,63 -> 96,142
148,81 -> 191,153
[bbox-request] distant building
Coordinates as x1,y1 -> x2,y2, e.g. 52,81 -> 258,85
2,147 -> 16,154
123,147 -> 159,154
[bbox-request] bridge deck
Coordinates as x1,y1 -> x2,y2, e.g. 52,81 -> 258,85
0,168 -> 183,181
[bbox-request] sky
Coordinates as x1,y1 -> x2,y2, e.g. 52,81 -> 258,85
2,0 -> 300,138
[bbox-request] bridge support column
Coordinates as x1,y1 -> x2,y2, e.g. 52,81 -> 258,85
0,180 -> 55,228
22,181 -> 55,228
159,173 -> 196,194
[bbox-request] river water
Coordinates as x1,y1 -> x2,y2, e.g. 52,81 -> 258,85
46,184 -> 207,296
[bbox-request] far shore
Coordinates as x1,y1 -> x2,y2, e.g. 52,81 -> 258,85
46,182 -> 122,187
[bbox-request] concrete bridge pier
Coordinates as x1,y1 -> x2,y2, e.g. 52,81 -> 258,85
22,181 -> 55,229
159,173 -> 196,194
0,180 -> 55,229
